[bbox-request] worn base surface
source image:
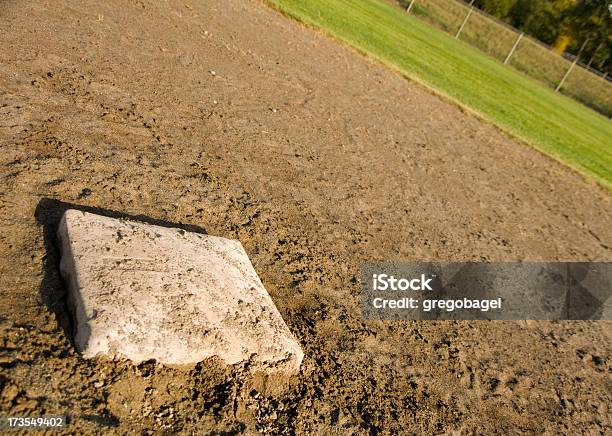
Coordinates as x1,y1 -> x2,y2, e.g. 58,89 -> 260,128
57,209 -> 303,372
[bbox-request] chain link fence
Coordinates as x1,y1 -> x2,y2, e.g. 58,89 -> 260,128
401,0 -> 612,117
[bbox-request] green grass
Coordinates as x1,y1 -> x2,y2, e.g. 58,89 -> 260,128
403,0 -> 612,118
266,0 -> 612,188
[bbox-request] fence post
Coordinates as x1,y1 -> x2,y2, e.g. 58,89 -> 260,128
406,0 -> 416,13
556,39 -> 588,92
504,32 -> 523,65
555,60 -> 576,92
455,2 -> 475,39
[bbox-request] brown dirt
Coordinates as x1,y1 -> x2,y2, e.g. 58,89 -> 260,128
0,0 -> 610,434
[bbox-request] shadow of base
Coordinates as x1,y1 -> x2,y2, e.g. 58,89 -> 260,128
34,197 -> 208,346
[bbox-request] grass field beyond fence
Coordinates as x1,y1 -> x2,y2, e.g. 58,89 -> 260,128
266,0 -> 612,189
405,0 -> 612,118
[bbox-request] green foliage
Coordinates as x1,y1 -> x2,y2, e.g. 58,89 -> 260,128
505,0 -> 574,45
474,0 -> 518,19
478,0 -> 612,71
570,0 -> 612,67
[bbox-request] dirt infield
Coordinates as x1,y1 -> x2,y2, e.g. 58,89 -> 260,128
0,0 -> 610,433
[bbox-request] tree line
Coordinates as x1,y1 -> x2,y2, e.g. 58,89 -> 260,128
474,0 -> 611,73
